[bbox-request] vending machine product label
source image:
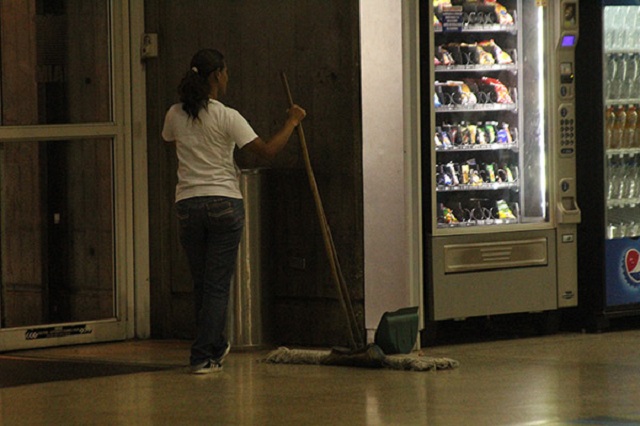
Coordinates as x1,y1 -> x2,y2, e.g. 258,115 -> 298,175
441,6 -> 463,33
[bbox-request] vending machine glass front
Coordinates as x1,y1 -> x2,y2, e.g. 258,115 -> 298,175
432,0 -> 548,232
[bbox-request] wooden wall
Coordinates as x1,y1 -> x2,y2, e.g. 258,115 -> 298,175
145,1 -> 363,346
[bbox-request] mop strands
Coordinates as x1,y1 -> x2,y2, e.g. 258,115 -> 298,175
263,345 -> 459,372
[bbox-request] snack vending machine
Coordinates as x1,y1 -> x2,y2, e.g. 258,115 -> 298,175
420,0 -> 581,339
576,0 -> 640,330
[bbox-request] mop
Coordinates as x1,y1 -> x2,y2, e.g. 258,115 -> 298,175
263,73 -> 459,372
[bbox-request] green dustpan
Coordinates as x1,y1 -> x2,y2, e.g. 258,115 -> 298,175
374,306 -> 419,355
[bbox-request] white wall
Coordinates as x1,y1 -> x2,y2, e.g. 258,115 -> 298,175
360,0 -> 422,340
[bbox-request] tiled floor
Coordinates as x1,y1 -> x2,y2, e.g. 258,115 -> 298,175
3,330 -> 640,425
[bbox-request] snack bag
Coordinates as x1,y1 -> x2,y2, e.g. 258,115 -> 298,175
497,123 -> 513,144
459,122 -> 471,144
434,131 -> 443,146
442,206 -> 459,224
505,165 -> 515,182
440,130 -> 452,147
468,124 -> 478,144
446,162 -> 460,185
478,39 -> 513,64
485,121 -> 497,143
470,170 -> 484,185
481,77 -> 513,104
476,124 -> 487,144
477,48 -> 496,65
493,2 -> 514,25
436,46 -> 455,65
486,163 -> 496,182
461,164 -> 470,184
460,82 -> 478,105
497,199 -> 516,219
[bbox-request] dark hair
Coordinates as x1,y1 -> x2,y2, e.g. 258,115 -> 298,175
177,49 -> 226,120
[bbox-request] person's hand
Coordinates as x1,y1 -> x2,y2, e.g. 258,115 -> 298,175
287,104 -> 306,127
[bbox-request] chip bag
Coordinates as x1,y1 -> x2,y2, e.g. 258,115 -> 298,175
481,77 -> 513,104
478,39 -> 513,64
496,199 -> 516,219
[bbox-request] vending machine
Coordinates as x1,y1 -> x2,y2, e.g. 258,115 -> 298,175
576,0 -> 640,330
420,0 -> 581,338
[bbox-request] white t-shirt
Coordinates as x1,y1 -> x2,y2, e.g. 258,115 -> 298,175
162,99 -> 258,202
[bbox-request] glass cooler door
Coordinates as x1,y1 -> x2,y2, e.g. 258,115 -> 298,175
602,2 -> 640,308
604,3 -> 640,240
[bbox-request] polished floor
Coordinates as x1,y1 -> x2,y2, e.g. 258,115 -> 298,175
3,327 -> 640,425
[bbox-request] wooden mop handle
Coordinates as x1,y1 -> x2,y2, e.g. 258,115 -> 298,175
280,71 -> 363,349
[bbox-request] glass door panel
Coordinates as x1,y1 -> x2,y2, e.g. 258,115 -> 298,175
0,0 -> 111,126
0,138 -> 114,328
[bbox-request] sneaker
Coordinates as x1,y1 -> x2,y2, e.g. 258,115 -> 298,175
214,341 -> 231,364
190,359 -> 223,374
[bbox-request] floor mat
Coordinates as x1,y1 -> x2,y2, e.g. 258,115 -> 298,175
0,356 -> 166,388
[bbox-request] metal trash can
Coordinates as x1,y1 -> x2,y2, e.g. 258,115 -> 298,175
226,168 -> 271,348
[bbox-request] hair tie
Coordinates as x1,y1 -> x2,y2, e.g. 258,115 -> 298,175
191,66 -> 199,74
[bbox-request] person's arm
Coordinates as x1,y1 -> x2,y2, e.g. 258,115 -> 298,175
242,104 -> 306,160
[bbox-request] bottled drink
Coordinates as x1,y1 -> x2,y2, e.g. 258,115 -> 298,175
615,7 -> 628,50
606,106 -> 615,149
612,105 -> 627,148
627,7 -> 640,50
624,7 -> 637,50
624,105 -> 638,148
606,54 -> 617,100
604,7 -> 615,51
607,158 -> 616,200
635,8 -> 640,50
613,54 -> 628,100
626,159 -> 640,199
608,157 -> 624,199
621,53 -> 640,99
635,106 -> 640,148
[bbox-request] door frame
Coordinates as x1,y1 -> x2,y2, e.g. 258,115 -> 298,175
0,0 -> 149,352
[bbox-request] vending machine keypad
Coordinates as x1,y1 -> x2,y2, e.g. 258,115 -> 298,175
559,107 -> 576,157
560,110 -> 575,155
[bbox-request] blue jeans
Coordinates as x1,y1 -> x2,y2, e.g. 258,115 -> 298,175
176,196 -> 245,366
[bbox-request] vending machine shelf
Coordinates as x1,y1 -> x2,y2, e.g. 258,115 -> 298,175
435,103 -> 517,113
435,63 -> 518,73
437,182 -> 519,192
607,199 -> 640,209
606,148 -> 640,158
437,217 -> 519,228
434,24 -> 518,34
436,142 -> 518,152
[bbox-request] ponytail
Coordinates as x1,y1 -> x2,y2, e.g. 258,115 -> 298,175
177,49 -> 226,120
